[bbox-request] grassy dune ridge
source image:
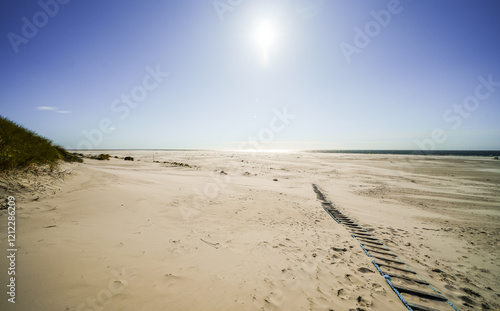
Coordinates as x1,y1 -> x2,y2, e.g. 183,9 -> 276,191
0,115 -> 82,171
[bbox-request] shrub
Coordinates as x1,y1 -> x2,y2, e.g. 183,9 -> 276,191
54,146 -> 83,163
0,115 -> 82,171
87,154 -> 111,161
124,156 -> 134,161
97,154 -> 110,160
166,161 -> 191,168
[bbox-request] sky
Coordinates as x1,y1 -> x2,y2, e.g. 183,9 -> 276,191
1,0 -> 499,151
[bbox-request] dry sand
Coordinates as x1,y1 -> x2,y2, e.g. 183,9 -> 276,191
0,151 -> 499,310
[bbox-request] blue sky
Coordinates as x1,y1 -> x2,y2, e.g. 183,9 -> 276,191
1,0 -> 499,150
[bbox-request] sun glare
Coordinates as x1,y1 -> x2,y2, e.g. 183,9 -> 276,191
254,20 -> 277,64
255,21 -> 276,49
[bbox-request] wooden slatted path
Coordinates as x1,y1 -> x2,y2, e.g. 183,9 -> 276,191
312,184 -> 459,311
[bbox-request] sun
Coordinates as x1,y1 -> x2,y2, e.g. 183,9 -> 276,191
254,20 -> 277,64
255,21 -> 276,50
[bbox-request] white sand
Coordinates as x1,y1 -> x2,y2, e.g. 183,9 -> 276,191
1,151 -> 498,310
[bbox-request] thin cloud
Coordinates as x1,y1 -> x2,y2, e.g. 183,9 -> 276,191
35,106 -> 71,114
36,106 -> 57,111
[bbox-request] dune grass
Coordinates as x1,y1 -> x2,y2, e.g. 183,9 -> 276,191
87,153 -> 111,161
0,115 -> 82,171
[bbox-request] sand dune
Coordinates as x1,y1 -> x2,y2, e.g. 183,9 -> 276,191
1,151 -> 498,310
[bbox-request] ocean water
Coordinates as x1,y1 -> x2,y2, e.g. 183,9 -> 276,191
76,149 -> 500,157
306,150 -> 500,157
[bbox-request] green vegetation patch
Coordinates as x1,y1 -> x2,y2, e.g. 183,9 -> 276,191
0,116 -> 82,171
164,161 -> 192,168
87,154 -> 111,161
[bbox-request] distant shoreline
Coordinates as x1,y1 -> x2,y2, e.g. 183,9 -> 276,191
66,149 -> 500,157
307,149 -> 500,157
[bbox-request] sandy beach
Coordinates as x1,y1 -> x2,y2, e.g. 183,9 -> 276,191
3,1 -> 499,310
1,151 -> 499,310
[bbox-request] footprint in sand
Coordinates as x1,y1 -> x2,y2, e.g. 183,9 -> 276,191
356,295 -> 373,308
357,267 -> 374,274
264,290 -> 285,308
460,295 -> 475,307
371,283 -> 386,295
152,273 -> 185,292
336,288 -> 350,300
300,260 -> 317,275
280,267 -> 301,291
331,246 -> 347,252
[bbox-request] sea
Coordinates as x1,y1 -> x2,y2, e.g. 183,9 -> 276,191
307,150 -> 500,157
77,149 -> 500,157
